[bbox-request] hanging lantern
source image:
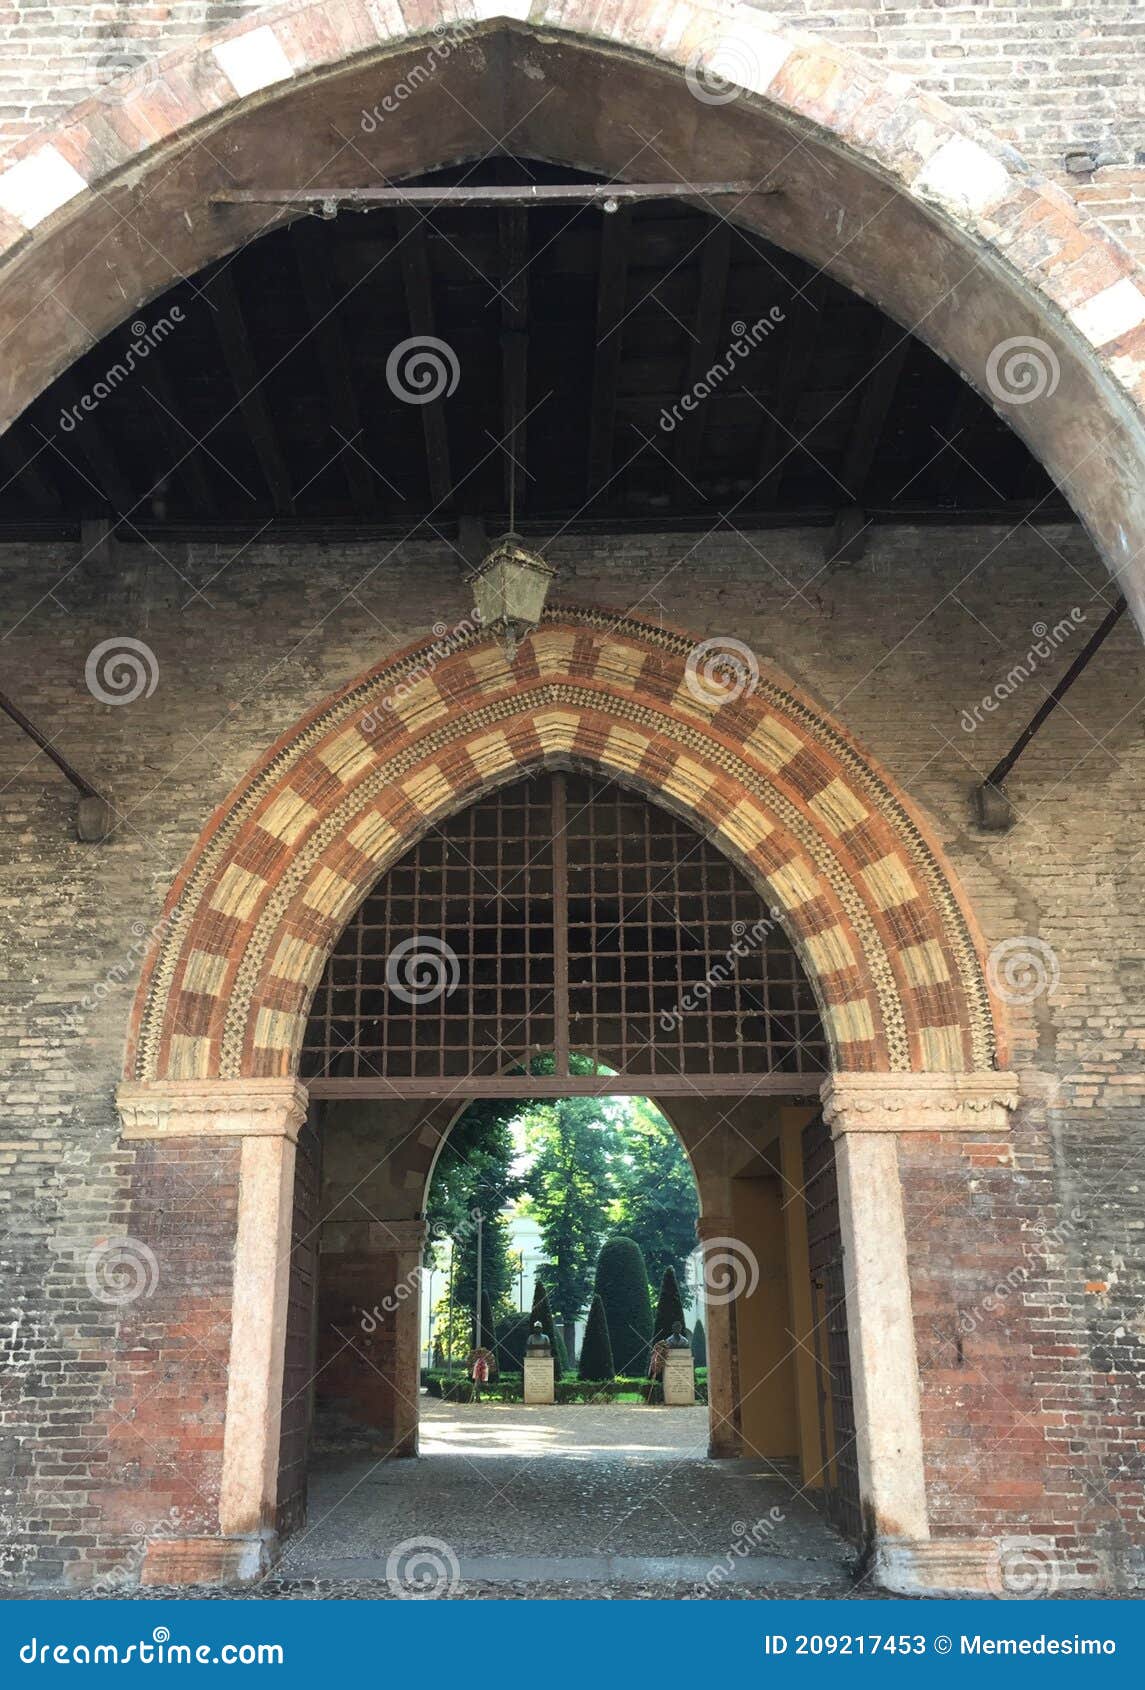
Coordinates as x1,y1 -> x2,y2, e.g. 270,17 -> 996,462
467,534 -> 556,659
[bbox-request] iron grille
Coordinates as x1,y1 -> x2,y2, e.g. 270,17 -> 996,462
301,772 -> 827,1096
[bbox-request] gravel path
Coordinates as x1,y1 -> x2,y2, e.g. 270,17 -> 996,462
275,1401 -> 854,1593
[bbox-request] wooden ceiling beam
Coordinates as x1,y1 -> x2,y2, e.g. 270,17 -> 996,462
0,431 -> 61,515
754,274 -> 827,509
671,220 -> 733,475
290,218 -> 377,518
836,315 -> 912,505
48,373 -> 137,517
499,206 -> 529,519
141,361 -> 218,516
587,204 -> 632,496
207,267 -> 295,516
395,209 -> 454,511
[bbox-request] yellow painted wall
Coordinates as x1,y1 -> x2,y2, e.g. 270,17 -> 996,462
731,1175 -> 799,1459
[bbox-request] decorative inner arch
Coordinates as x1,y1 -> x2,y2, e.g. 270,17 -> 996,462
126,608 -> 999,1084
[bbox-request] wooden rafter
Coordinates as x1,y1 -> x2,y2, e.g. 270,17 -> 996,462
395,209 -> 454,511
290,218 -> 377,517
586,204 -> 632,497
499,207 -> 529,519
671,220 -> 733,476
142,360 -> 218,516
754,274 -> 827,508
207,267 -> 295,515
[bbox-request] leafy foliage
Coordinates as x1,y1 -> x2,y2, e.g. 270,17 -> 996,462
609,1098 -> 699,1304
651,1265 -> 687,1355
518,1094 -> 618,1332
691,1316 -> 707,1367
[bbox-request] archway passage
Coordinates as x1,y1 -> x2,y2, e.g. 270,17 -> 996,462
115,612 -> 1017,1595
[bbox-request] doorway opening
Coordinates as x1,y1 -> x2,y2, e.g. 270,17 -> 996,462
271,769 -> 859,1579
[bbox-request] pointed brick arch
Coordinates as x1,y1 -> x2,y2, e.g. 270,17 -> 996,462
3,2 -> 1145,621
127,608 -> 1001,1083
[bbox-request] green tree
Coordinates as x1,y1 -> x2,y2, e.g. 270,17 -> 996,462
577,1292 -> 615,1381
530,1276 -> 569,1376
593,1236 -> 653,1377
691,1315 -> 707,1367
609,1098 -> 699,1303
426,1098 -> 522,1339
520,1094 -> 618,1343
651,1265 -> 687,1355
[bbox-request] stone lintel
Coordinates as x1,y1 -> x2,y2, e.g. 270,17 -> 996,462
321,1218 -> 428,1254
821,1071 -> 1020,1136
117,1078 -> 308,1141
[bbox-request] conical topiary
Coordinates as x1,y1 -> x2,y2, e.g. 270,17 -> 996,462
577,1292 -> 615,1381
592,1236 -> 653,1378
651,1265 -> 687,1354
529,1277 -> 568,1376
691,1315 -> 707,1368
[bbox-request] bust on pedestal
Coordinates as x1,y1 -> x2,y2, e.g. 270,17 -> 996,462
523,1321 -> 555,1405
662,1321 -> 696,1406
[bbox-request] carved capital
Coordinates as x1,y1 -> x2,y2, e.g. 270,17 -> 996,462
821,1071 -> 1019,1136
117,1078 -> 308,1142
695,1214 -> 734,1243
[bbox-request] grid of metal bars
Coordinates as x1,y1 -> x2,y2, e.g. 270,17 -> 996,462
301,772 -> 827,1096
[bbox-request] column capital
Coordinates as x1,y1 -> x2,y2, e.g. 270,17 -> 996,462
820,1071 -> 1020,1136
695,1214 -> 733,1242
117,1078 -> 309,1142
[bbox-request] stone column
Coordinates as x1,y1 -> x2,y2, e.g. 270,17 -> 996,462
820,1071 -> 1018,1596
117,1077 -> 308,1585
318,1218 -> 426,1457
696,1214 -> 741,1457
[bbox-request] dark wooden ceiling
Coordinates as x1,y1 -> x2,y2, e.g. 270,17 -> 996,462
0,159 -> 1071,541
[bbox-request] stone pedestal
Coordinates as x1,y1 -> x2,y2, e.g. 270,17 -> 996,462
662,1350 -> 695,1405
523,1355 -> 555,1404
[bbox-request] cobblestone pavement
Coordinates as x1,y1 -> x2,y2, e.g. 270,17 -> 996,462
272,1401 -> 855,1594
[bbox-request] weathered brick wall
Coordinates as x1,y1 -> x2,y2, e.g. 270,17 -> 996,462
0,520 -> 1143,1587
0,2 -> 1144,250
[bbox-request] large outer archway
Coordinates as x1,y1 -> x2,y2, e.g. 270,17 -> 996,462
116,608 -> 1020,1595
2,2 -> 1145,621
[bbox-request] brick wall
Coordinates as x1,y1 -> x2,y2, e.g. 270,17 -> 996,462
0,3 -> 1144,253
1,520 -> 1143,1586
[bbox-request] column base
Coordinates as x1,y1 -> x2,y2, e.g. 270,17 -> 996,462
873,1538 -> 999,1596
140,1533 -> 278,1587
